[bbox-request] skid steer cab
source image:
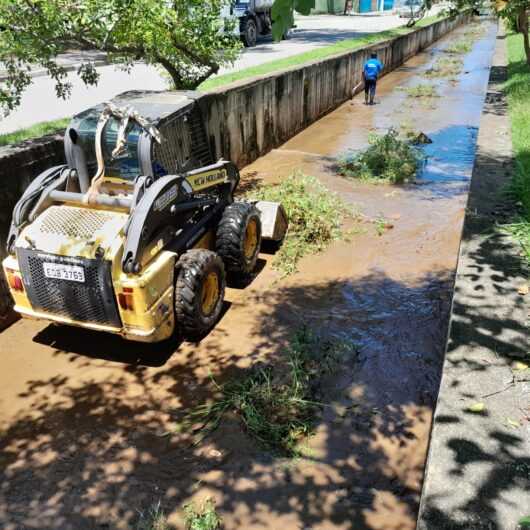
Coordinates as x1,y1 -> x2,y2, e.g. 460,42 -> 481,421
3,91 -> 287,343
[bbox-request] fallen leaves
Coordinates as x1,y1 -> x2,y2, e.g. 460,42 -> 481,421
505,418 -> 521,429
468,402 -> 486,413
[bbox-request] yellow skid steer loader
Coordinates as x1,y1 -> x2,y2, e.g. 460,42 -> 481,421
3,91 -> 287,342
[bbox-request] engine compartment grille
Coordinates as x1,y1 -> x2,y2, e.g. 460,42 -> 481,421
154,108 -> 214,175
33,206 -> 120,240
17,249 -> 122,328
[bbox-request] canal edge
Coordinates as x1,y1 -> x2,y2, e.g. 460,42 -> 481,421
417,20 -> 530,530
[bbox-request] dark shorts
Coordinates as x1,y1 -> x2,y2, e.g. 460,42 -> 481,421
364,78 -> 377,96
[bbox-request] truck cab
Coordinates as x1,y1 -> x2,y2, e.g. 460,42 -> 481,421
221,0 -> 275,47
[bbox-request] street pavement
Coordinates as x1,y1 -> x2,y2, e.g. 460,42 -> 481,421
0,13 -> 407,134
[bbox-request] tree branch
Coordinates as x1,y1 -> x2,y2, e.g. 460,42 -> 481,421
170,34 -> 219,70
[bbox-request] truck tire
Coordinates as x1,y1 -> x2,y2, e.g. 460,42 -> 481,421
216,202 -> 262,276
241,17 -> 257,47
174,249 -> 226,338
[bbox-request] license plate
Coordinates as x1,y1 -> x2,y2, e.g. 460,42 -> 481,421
43,262 -> 85,283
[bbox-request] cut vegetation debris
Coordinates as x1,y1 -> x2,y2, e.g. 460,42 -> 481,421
136,501 -> 169,530
0,118 -> 69,147
504,32 -> 530,265
402,83 -> 439,98
247,173 -> 352,275
183,499 -> 222,530
374,215 -> 394,236
399,121 -> 432,144
446,39 -> 473,54
338,128 -> 423,184
464,23 -> 486,39
425,56 -> 463,78
185,327 -> 356,456
445,23 -> 483,54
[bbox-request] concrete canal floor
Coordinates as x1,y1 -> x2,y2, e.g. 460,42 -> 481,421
0,19 -> 499,530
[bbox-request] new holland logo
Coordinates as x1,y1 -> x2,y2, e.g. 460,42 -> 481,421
187,170 -> 226,191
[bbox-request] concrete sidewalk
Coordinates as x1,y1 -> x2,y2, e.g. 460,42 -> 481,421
417,24 -> 529,530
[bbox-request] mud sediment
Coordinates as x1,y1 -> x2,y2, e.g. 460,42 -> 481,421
0,20 -> 498,530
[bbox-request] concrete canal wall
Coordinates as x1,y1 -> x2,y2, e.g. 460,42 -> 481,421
202,11 -> 471,167
0,11 -> 471,324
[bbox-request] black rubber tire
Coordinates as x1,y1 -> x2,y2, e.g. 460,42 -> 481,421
174,249 -> 226,339
216,202 -> 262,275
241,17 -> 257,47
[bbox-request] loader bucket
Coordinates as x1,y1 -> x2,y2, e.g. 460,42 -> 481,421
255,201 -> 288,242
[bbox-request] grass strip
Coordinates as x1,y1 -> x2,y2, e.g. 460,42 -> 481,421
199,15 -> 444,91
0,118 -> 69,147
504,32 -> 530,263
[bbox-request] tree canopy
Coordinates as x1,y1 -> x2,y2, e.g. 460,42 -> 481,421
271,0 -> 315,41
0,0 -> 241,115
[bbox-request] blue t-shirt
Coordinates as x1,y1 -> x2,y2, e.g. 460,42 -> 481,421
363,59 -> 383,81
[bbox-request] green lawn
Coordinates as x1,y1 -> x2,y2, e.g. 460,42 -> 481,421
504,32 -> 530,262
199,15 -> 442,91
0,118 -> 69,147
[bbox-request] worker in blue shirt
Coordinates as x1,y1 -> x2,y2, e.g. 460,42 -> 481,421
363,52 -> 384,105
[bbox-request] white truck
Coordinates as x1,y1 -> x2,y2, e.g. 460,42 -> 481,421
221,0 -> 276,47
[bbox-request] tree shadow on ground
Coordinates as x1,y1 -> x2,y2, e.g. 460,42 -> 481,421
1,254 -> 526,530
418,61 -> 530,528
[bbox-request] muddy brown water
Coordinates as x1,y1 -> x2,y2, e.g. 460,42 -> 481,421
0,21 -> 497,530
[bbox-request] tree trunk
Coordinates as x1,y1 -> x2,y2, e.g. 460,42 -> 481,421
518,6 -> 530,67
155,55 -> 187,89
155,53 -> 219,90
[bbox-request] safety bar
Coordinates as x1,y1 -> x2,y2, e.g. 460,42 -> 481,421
49,190 -> 133,211
184,159 -> 230,177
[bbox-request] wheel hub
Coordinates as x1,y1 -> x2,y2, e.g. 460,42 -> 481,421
201,271 -> 220,316
244,218 -> 258,260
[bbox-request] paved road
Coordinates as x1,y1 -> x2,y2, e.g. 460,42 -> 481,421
0,14 -> 406,134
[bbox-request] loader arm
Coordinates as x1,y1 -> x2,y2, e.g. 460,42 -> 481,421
7,165 -> 69,254
121,161 -> 238,273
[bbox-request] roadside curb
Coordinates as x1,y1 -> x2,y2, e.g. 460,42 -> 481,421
0,58 -> 109,82
417,23 -> 530,530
